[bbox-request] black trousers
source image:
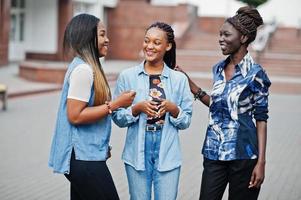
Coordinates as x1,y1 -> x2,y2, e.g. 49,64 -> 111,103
199,158 -> 260,200
65,150 -> 119,200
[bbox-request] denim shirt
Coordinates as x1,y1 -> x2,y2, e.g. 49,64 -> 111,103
49,57 -> 111,174
112,62 -> 193,172
202,53 -> 271,161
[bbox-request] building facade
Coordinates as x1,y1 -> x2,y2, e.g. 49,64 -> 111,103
1,0 -> 300,66
0,0 -> 116,66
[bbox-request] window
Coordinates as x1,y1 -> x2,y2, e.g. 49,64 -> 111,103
10,14 -> 17,41
10,0 -> 26,42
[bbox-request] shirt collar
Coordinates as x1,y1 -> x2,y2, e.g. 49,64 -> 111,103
218,52 -> 255,78
137,61 -> 170,78
237,52 -> 255,77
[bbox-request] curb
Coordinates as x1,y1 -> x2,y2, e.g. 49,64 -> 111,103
6,75 -> 119,99
7,87 -> 62,99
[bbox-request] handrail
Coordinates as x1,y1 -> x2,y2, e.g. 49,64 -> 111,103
251,20 -> 277,63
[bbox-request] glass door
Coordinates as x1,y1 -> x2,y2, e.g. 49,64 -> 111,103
9,0 -> 26,61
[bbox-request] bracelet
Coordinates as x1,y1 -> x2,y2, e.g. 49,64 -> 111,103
105,101 -> 112,114
194,88 -> 207,101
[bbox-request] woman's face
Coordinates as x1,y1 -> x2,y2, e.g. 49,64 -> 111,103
97,21 -> 109,57
219,22 -> 243,55
143,27 -> 171,64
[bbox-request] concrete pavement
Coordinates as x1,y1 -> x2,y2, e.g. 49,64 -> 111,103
0,60 -> 301,199
0,92 -> 300,200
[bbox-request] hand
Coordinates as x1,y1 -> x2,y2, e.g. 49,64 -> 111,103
249,162 -> 265,188
132,100 -> 159,117
174,65 -> 187,75
157,99 -> 179,118
175,65 -> 199,94
113,90 -> 136,109
106,145 -> 112,160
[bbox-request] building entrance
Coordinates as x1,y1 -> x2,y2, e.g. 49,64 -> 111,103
9,0 -> 26,61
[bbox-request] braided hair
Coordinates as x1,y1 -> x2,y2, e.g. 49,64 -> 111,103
146,22 -> 176,69
226,6 -> 263,45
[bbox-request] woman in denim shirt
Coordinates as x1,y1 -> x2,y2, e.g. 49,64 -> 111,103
48,14 -> 135,199
176,6 -> 271,200
112,22 -> 193,200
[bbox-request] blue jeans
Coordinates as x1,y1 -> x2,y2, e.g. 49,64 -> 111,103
125,130 -> 181,200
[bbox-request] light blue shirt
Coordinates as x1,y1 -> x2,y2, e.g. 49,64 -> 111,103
49,57 -> 111,174
112,62 -> 193,172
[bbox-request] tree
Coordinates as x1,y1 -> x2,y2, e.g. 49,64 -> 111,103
237,0 -> 269,8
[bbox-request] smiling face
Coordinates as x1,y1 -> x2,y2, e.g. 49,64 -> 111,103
143,27 -> 171,64
97,21 -> 109,57
219,22 -> 244,55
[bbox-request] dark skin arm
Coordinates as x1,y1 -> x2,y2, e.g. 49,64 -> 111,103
67,91 -> 136,125
66,91 -> 135,160
175,65 -> 210,107
249,120 -> 267,188
67,100 -> 110,124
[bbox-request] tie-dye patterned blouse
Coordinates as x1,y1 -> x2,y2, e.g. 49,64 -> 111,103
202,53 -> 271,161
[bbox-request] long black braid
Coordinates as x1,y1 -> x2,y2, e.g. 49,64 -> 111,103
147,22 -> 176,69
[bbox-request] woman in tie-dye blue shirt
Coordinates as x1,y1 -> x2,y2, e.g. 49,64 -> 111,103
176,6 -> 271,200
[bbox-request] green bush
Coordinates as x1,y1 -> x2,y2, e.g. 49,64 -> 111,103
237,0 -> 269,7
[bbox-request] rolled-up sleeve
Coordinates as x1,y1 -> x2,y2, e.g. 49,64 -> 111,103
169,76 -> 193,130
112,72 -> 139,127
252,70 -> 271,121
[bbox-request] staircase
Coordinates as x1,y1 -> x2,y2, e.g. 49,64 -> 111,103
260,27 -> 301,77
176,20 -> 301,94
267,28 -> 301,54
